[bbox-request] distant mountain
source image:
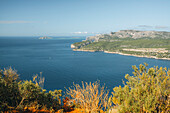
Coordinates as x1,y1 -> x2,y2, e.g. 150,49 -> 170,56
86,30 -> 170,42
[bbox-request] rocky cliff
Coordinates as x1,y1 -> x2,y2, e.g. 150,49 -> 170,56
86,30 -> 170,42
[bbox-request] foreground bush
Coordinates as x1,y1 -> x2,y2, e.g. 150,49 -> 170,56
1,64 -> 169,113
0,67 -> 21,111
66,81 -> 111,113
0,67 -> 62,112
111,63 -> 170,113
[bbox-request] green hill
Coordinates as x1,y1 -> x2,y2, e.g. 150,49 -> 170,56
71,30 -> 170,59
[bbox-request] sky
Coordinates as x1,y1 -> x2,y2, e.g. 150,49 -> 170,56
0,0 -> 170,36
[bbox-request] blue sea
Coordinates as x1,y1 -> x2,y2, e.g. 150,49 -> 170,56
0,36 -> 170,92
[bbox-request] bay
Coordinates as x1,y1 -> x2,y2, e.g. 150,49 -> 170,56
0,36 -> 170,92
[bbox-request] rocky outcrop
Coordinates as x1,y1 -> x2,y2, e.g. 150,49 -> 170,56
71,41 -> 92,49
86,30 -> 170,42
113,30 -> 170,39
39,37 -> 52,39
71,44 -> 76,48
86,34 -> 101,42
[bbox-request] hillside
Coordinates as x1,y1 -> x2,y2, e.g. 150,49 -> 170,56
71,30 -> 170,60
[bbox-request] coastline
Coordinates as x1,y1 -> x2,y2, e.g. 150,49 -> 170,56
73,49 -> 97,52
73,49 -> 170,61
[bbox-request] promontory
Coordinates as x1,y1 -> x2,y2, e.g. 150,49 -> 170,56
71,30 -> 170,60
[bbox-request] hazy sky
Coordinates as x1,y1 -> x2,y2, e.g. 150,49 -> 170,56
0,0 -> 170,36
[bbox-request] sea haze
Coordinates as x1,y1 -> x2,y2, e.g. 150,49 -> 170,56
0,36 -> 170,91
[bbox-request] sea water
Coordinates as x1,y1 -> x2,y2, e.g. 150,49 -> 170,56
0,36 -> 170,92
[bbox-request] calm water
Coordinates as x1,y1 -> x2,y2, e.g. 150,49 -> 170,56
0,36 -> 170,91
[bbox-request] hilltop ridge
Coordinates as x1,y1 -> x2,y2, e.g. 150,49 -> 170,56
86,30 -> 170,42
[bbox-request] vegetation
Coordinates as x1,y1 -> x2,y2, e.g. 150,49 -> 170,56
0,63 -> 169,112
111,63 -> 170,113
0,67 -> 62,112
65,81 -> 111,113
72,37 -> 170,59
0,67 -> 20,110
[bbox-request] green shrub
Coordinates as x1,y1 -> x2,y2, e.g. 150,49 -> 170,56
18,80 -> 62,110
0,67 -> 62,111
111,63 -> 170,113
17,80 -> 42,107
0,67 -> 21,111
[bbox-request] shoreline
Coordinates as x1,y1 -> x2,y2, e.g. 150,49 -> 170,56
73,49 -> 170,61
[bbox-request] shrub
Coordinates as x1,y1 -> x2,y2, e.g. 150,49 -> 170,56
0,67 -> 21,111
65,81 -> 110,113
17,80 -> 42,108
0,67 -> 62,112
111,63 -> 170,113
17,78 -> 62,110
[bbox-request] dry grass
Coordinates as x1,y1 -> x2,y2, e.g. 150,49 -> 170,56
65,81 -> 110,113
